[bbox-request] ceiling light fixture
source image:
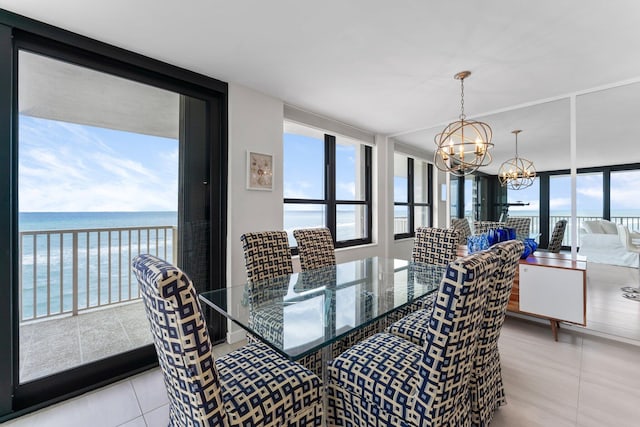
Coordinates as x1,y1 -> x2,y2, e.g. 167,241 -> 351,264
498,129 -> 536,190
434,71 -> 493,176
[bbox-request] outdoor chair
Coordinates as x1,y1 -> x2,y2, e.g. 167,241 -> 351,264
326,250 -> 500,427
385,240 -> 524,427
132,254 -> 323,427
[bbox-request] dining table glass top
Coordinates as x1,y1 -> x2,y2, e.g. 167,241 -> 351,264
199,257 -> 446,360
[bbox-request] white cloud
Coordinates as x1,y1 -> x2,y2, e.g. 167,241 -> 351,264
18,116 -> 178,212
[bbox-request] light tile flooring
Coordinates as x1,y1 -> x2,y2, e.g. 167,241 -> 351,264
4,317 -> 640,427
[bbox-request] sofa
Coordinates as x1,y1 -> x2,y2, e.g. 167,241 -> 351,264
579,219 -> 640,267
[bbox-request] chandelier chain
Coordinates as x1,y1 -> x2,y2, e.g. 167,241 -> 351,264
459,77 -> 466,120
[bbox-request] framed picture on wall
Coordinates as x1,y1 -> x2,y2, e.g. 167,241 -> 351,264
246,151 -> 273,191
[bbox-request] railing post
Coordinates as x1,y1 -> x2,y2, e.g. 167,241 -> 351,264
72,232 -> 78,316
172,226 -> 178,265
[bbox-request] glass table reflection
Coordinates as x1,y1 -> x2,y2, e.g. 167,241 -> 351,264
199,257 -> 445,361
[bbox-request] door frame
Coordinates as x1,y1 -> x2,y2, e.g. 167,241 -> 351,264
0,9 -> 228,420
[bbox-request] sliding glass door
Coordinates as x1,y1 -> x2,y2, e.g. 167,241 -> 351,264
0,23 -> 227,416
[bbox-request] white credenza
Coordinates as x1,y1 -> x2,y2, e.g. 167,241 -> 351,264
510,252 -> 587,340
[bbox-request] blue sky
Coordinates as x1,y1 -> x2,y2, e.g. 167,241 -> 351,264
19,115 -> 178,212
283,132 -> 359,201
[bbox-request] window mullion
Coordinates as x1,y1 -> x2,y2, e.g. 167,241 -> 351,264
325,134 -> 336,241
408,157 -> 415,234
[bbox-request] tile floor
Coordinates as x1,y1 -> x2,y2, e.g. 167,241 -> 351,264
20,301 -> 151,382
4,316 -> 640,426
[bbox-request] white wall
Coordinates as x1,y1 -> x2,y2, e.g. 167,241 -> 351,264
225,84 -> 444,342
226,83 -> 285,341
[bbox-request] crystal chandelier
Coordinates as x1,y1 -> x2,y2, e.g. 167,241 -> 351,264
498,130 -> 536,190
434,71 -> 493,176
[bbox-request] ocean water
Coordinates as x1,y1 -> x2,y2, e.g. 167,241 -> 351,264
19,211 -> 177,320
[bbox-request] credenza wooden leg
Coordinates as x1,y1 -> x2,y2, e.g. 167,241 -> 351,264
550,319 -> 560,341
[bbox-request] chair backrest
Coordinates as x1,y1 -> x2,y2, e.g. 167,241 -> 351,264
617,223 -> 639,251
132,254 -> 226,426
412,227 -> 459,266
548,219 -> 567,253
413,250 -> 499,425
473,221 -> 504,235
293,227 -> 336,270
451,217 -> 472,244
478,240 -> 524,362
506,217 -> 532,241
241,231 -> 293,283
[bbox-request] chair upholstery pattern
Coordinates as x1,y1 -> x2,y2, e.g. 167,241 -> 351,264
327,250 -> 499,427
506,217 -> 532,241
390,227 -> 458,321
240,231 -> 293,284
473,221 -> 504,235
451,217 -> 473,244
470,240 -> 523,427
547,219 -> 567,253
384,240 -> 524,427
293,227 -> 337,270
132,254 -> 323,426
411,227 -> 459,265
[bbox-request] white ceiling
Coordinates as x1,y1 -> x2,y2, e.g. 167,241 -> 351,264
2,0 -> 640,172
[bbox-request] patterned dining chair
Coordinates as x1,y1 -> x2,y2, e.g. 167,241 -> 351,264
451,217 -> 473,244
326,250 -> 500,427
293,227 -> 336,270
132,254 -> 323,427
384,240 -> 524,427
241,230 -> 330,376
506,216 -> 532,241
473,220 -> 504,235
387,227 -> 458,320
547,219 -> 567,253
240,231 -> 293,284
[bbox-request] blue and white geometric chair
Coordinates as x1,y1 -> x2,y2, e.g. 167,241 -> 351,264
546,219 -> 567,253
387,227 -> 459,321
326,250 -> 499,427
132,254 -> 323,426
506,216 -> 532,241
451,217 -> 473,244
293,227 -> 336,271
385,240 -> 524,427
240,231 -> 293,284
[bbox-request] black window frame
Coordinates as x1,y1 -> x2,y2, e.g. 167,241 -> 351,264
284,131 -> 373,251
394,156 -> 433,239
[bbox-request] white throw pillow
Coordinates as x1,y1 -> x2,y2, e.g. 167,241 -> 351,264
583,220 -> 605,234
600,220 -> 618,235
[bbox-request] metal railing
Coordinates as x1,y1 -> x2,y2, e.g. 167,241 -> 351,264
503,215 -> 639,247
19,225 -> 177,321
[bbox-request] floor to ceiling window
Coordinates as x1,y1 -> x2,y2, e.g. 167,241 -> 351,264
393,152 -> 432,238
507,177 -> 540,236
283,121 -> 372,249
0,17 -> 227,418
611,169 -> 640,231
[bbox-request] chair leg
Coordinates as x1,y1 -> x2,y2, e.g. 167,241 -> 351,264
549,319 -> 560,341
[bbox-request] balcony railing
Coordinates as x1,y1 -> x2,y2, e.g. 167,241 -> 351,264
19,225 -> 177,321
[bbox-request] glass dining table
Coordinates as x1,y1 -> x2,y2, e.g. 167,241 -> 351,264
199,257 -> 445,364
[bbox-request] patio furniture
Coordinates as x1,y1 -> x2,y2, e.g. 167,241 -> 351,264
132,254 -> 323,426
